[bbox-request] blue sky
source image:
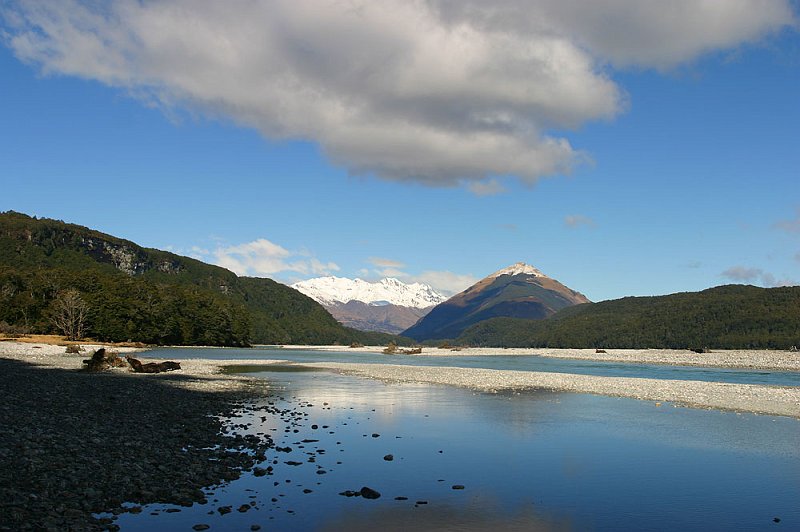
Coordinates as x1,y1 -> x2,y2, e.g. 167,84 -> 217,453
1,1 -> 799,301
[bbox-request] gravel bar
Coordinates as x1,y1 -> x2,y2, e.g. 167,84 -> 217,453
294,345 -> 800,371
301,362 -> 800,418
0,342 -> 284,531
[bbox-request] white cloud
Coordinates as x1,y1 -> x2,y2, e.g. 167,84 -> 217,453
5,1 -> 792,190
432,1 -> 795,69
213,238 -> 339,277
720,266 -> 795,287
564,214 -> 595,228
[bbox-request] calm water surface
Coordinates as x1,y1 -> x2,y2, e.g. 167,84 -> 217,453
144,346 -> 800,386
114,367 -> 800,531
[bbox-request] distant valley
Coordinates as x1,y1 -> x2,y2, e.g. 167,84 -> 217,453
292,276 -> 446,334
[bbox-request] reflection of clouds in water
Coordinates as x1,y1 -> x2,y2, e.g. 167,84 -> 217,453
320,498 -> 572,532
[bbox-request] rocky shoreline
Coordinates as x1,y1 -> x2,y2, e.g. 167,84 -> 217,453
0,343 -> 279,531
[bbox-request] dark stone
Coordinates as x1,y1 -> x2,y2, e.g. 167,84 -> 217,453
383,454 -> 394,461
360,486 -> 381,499
252,467 -> 268,477
303,489 -> 313,493
238,504 -> 250,513
371,433 -> 380,438
452,485 -> 465,490
251,526 -> 261,531
218,506 -> 232,515
394,496 -> 408,501
285,461 -> 303,466
774,517 -> 781,523
416,500 -> 428,505
192,525 -> 210,531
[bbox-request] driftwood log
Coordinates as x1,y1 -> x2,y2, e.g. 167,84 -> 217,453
126,355 -> 182,373
82,348 -> 127,372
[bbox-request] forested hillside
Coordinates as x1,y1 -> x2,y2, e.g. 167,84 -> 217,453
458,285 -> 800,349
0,211 -> 403,346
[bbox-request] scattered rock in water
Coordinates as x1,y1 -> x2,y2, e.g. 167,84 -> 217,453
416,500 -> 428,505
164,508 -> 181,513
251,526 -> 261,531
383,454 -> 394,461
252,467 -> 268,477
774,517 -> 781,523
192,525 -> 210,531
238,504 -> 251,512
371,433 -> 380,438
452,485 -> 465,490
394,496 -> 408,501
218,506 -> 232,515
339,490 -> 358,497
285,461 -> 303,466
360,486 -> 381,499
303,489 -> 313,494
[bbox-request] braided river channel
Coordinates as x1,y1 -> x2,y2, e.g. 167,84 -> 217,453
114,347 -> 800,530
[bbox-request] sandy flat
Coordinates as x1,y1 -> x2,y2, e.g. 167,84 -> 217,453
283,345 -> 800,371
300,361 -> 800,419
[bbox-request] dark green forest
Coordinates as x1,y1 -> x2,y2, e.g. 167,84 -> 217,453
0,211 -> 404,347
457,285 -> 800,349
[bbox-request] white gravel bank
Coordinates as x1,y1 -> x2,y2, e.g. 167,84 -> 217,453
287,345 -> 800,371
301,362 -> 800,419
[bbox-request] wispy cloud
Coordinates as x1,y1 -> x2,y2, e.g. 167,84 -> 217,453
774,207 -> 800,234
467,179 -> 505,197
413,270 -> 479,295
213,238 -> 339,277
368,257 -> 406,269
5,1 -> 793,191
564,214 -> 595,229
359,259 -> 477,295
720,266 -> 795,287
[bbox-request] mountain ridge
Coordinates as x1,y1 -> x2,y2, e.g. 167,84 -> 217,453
456,284 -> 800,349
0,211 -> 405,346
403,262 -> 589,341
292,276 -> 446,308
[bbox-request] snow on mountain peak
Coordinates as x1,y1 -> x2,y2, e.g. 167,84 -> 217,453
291,276 -> 447,308
489,262 -> 547,279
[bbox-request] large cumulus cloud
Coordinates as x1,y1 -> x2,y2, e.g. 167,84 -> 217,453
4,0 -> 794,189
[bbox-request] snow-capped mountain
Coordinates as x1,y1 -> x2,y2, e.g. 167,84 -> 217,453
403,262 -> 590,341
291,276 -> 446,309
290,276 -> 448,335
